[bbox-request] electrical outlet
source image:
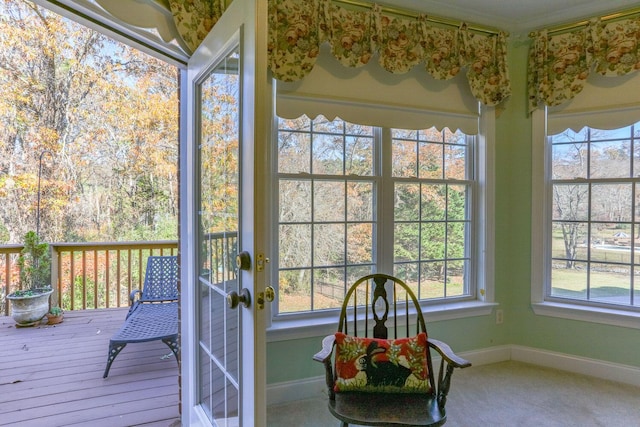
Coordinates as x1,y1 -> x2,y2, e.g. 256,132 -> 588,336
495,309 -> 503,324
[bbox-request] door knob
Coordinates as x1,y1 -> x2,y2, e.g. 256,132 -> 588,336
227,288 -> 251,309
236,251 -> 251,270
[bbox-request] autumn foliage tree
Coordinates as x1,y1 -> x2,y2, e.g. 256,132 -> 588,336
0,0 -> 178,243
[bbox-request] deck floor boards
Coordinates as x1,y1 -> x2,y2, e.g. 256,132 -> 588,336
0,308 -> 180,426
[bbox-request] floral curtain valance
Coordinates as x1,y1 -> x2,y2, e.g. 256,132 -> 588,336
168,0 -> 226,53
267,0 -> 511,106
528,16 -> 640,112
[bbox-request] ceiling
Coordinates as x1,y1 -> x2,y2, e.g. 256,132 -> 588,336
388,0 -> 640,35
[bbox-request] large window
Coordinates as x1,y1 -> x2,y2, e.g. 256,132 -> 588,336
548,122 -> 640,308
275,115 -> 479,315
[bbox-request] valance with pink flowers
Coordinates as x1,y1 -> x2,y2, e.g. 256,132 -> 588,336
528,15 -> 640,113
267,0 -> 511,106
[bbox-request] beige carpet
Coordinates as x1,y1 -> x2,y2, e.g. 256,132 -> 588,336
267,361 -> 640,426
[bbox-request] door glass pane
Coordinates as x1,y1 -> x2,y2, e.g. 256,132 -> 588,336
197,46 -> 241,425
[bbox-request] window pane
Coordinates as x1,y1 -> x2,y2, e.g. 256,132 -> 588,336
590,140 -> 631,179
278,131 -> 310,174
279,224 -> 311,268
279,269 -> 311,313
395,223 -> 420,262
421,222 -> 445,259
420,262 -> 444,299
590,263 -> 630,305
552,143 -> 587,180
345,135 -> 374,175
591,223 -> 632,262
443,128 -> 463,144
312,133 -> 344,175
551,261 -> 588,299
392,139 -> 418,177
347,182 -> 373,222
314,223 -> 345,266
418,142 -> 443,179
395,183 -> 420,221
551,222 -> 587,260
313,116 -> 343,133
279,115 -> 311,131
347,265 -> 375,287
591,126 -> 632,141
314,267 -> 345,310
314,181 -> 345,222
447,223 -> 467,258
347,223 -> 373,264
550,127 -> 588,143
446,260 -> 466,296
552,184 -> 588,221
592,184 -> 632,222
445,143 -> 466,180
392,129 -> 417,139
279,180 -> 311,222
421,184 -> 446,221
394,262 -> 419,287
447,185 -> 468,221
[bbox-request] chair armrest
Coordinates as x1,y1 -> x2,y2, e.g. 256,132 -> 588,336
428,338 -> 472,369
313,334 -> 337,400
313,334 -> 335,363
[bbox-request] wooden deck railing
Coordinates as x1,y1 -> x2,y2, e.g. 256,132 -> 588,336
0,241 -> 178,315
1,232 -> 238,316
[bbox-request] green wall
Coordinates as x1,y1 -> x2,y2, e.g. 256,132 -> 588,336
266,38 -> 640,386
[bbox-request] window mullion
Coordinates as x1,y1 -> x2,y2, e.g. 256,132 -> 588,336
378,127 -> 393,274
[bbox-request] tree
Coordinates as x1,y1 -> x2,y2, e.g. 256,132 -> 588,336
0,0 -> 178,243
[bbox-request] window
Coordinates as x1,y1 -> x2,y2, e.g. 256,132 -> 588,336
548,122 -> 640,308
532,106 -> 640,327
274,115 -> 485,316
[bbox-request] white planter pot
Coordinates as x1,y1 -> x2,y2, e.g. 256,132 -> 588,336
7,289 -> 53,326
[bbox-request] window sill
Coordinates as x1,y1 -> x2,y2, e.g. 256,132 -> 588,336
532,301 -> 640,330
266,300 -> 497,343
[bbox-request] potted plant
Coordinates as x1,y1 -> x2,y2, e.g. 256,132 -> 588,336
46,306 -> 64,325
6,231 -> 53,326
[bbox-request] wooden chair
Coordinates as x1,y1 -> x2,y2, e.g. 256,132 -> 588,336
313,274 -> 471,426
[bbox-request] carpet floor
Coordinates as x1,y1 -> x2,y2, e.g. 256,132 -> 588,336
267,360 -> 640,426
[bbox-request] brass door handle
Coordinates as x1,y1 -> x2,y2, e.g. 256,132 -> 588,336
257,286 -> 275,310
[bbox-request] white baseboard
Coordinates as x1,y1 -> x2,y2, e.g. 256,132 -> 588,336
266,344 -> 640,406
509,345 -> 640,388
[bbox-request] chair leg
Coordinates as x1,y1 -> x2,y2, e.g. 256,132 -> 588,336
162,336 -> 180,363
104,341 -> 127,378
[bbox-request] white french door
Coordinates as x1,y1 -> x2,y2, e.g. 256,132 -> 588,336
180,0 -> 270,425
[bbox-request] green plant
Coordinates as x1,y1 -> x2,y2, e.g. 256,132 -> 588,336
13,230 -> 51,295
49,306 -> 63,316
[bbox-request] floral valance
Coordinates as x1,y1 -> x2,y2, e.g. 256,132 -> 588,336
267,0 -> 511,106
168,0 -> 226,53
528,16 -> 640,112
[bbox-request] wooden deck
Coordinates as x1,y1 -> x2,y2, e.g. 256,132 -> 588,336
0,308 -> 180,427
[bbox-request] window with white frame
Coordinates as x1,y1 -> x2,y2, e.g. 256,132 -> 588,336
274,115 -> 479,315
547,121 -> 640,309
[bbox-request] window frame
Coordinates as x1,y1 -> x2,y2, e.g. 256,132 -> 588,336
267,105 -> 497,342
531,108 -> 640,330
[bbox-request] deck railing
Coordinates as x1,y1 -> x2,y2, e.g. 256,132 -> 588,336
1,232 -> 238,316
0,241 -> 178,316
